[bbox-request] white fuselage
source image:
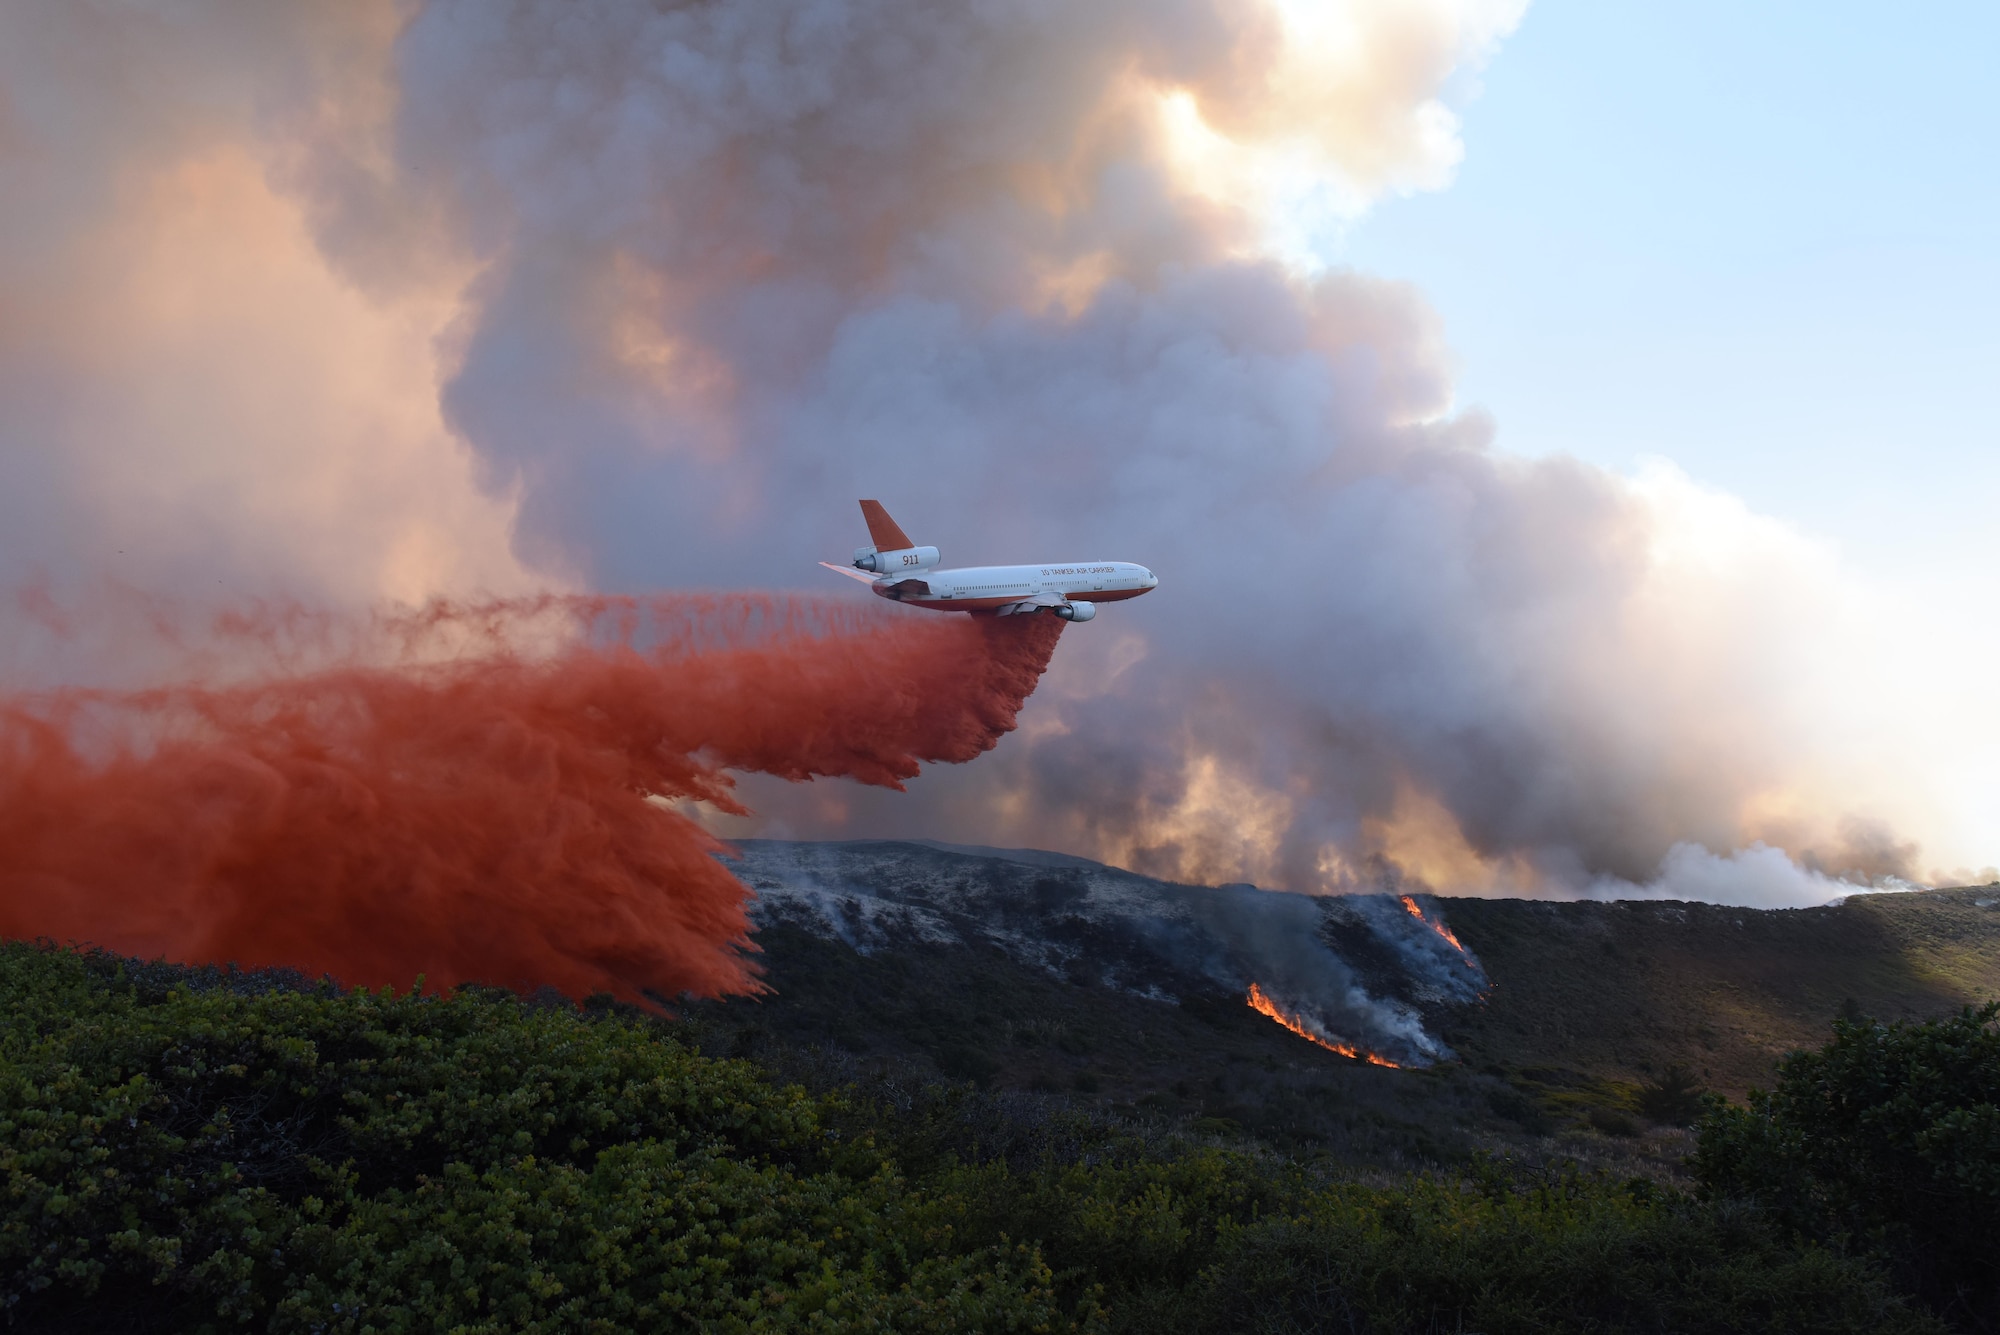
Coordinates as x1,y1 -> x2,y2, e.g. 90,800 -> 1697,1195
875,561 -> 1158,612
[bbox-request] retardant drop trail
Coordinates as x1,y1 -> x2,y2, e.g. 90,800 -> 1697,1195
0,595 -> 1064,1003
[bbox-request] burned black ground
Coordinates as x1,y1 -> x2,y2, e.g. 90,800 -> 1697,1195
682,842 -> 2000,1177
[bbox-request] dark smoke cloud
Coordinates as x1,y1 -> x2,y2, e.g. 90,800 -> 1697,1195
0,0 -> 1953,904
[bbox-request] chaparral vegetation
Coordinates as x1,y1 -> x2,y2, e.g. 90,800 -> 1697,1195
4,942 -> 1994,1333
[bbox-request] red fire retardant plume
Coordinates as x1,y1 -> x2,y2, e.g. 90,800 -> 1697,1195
0,595 -> 1063,1003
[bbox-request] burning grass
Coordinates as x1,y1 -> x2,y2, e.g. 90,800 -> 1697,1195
680,921 -> 1722,1182
1245,981 -> 1402,1067
1401,893 -> 1475,961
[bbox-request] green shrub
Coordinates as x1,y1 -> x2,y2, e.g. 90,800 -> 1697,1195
915,1151 -> 1939,1335
270,1149 -> 1063,1333
1587,1106 -> 1640,1137
1636,1063 -> 1708,1126
1695,1002 -> 2000,1331
0,943 -> 1061,1331
1191,1171 -> 1936,1335
0,942 -> 1954,1334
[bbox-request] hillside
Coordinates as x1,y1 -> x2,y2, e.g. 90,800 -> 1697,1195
684,841 -> 2000,1164
1441,886 -> 2000,1093
5,840 -> 1993,1331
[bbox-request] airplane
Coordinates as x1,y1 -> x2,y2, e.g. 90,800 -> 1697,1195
819,500 -> 1157,622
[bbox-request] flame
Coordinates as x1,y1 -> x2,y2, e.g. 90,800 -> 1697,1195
1245,982 -> 1401,1067
1399,893 -> 1475,963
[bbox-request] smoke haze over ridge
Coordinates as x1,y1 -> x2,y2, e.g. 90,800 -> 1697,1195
0,0 -> 1987,911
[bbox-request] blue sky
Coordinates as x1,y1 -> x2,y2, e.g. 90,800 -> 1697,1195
1342,0 -> 1998,586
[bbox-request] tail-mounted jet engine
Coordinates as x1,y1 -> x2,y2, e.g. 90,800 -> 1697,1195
1054,601 -> 1097,622
853,545 -> 941,573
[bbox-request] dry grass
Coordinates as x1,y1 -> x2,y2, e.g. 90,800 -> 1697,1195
1441,886 -> 2000,1095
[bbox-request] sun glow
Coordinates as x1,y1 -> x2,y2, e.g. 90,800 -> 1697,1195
1152,0 -> 1526,269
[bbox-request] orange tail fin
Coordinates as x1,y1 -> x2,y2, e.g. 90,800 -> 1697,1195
860,499 -> 914,551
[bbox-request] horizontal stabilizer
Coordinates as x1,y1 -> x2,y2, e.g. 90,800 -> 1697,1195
818,560 -> 879,585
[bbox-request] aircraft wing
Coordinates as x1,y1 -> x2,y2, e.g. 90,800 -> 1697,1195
818,560 -> 880,585
995,592 -> 1069,616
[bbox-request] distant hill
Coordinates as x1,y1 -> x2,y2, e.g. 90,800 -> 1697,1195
685,841 -> 2000,1167
1441,886 -> 2000,1094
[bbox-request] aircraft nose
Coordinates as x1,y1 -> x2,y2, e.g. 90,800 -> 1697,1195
1143,570 -> 1158,589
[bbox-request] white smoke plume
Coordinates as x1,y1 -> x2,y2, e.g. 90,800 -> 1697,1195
1589,842 -> 1912,914
0,3 -> 533,620
1,0 -> 1981,905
